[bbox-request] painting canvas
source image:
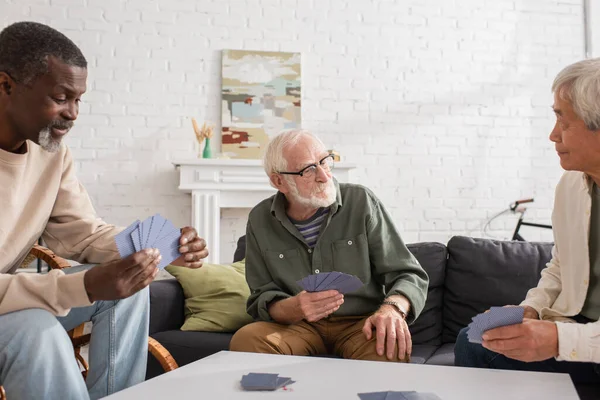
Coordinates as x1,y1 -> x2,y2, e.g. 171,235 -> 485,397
221,50 -> 301,159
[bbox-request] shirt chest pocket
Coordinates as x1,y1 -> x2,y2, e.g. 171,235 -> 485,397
264,248 -> 305,284
331,233 -> 370,282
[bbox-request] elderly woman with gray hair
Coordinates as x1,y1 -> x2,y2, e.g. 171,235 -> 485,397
455,58 -> 600,392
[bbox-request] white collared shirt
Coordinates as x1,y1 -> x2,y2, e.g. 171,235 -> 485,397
521,171 -> 600,363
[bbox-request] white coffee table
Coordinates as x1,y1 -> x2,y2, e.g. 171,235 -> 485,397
106,351 -> 579,399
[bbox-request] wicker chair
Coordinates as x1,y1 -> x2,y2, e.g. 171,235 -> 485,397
0,245 -> 178,398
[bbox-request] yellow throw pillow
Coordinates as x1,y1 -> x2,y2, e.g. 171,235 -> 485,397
165,260 -> 253,332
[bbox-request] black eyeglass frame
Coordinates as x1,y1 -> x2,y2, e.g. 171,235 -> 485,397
277,154 -> 335,177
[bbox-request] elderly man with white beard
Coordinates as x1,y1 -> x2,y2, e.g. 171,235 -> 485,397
230,130 -> 428,362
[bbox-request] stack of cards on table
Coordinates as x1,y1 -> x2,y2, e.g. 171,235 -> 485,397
297,271 -> 363,294
358,391 -> 442,400
114,214 -> 181,270
467,306 -> 525,344
240,372 -> 294,391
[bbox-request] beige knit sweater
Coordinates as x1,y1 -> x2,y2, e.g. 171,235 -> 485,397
0,141 -> 122,316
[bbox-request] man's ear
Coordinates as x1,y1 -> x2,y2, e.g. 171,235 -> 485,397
269,173 -> 288,193
0,72 -> 14,96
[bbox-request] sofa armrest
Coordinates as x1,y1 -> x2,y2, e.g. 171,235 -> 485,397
149,279 -> 185,335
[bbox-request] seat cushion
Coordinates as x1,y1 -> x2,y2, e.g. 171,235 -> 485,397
425,343 -> 455,366
443,236 -> 553,343
409,345 -> 439,365
146,330 -> 234,379
406,242 -> 447,347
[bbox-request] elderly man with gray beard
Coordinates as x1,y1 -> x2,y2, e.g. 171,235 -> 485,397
230,130 -> 428,362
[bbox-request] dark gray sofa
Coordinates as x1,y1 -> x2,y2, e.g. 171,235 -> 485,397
146,235 -> 558,376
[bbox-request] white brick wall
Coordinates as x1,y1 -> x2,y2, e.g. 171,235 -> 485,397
1,0 -> 585,262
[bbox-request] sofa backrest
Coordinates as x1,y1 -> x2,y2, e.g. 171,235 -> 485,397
405,242 -> 447,346
442,236 -> 553,343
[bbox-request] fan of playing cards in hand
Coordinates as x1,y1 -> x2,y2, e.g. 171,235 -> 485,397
297,271 -> 363,294
114,214 -> 182,270
467,306 -> 525,344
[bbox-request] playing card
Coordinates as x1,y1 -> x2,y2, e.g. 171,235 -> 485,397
315,271 -> 343,291
139,217 -> 153,248
146,214 -> 166,248
275,377 -> 294,388
156,219 -> 179,242
327,274 -> 363,294
130,227 -> 143,252
335,276 -> 363,294
314,273 -> 327,289
155,229 -> 182,269
241,373 -> 286,391
115,220 -> 140,258
358,392 -> 389,400
467,307 -> 524,344
297,276 -> 312,291
309,274 -> 318,291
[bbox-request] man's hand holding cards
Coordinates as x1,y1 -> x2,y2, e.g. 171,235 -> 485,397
467,306 -> 525,344
114,214 -> 208,269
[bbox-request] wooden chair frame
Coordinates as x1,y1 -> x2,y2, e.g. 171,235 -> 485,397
0,245 -> 179,398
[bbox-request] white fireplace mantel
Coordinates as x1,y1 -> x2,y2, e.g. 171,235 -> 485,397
173,158 -> 356,263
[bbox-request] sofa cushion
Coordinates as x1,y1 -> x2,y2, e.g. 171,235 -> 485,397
409,344 -> 439,365
406,242 -> 447,346
147,331 -> 233,379
149,279 -> 185,335
165,261 -> 253,332
425,343 -> 455,366
443,236 -> 553,343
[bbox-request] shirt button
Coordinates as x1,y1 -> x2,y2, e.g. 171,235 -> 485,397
279,254 -> 284,259
348,240 -> 353,245
308,249 -> 312,253
571,350 -> 577,359
584,279 -> 589,285
315,269 -> 320,274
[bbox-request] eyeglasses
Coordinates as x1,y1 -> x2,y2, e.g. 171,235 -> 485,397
278,154 -> 335,179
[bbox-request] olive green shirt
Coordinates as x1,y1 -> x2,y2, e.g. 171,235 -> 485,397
581,183 -> 600,320
245,181 -> 429,324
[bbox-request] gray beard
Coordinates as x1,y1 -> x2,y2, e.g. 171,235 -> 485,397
38,127 -> 62,153
289,179 -> 337,209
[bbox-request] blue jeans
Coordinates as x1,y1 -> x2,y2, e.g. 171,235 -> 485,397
0,264 -> 149,399
454,326 -> 600,385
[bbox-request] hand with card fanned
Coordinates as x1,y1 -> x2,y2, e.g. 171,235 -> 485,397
240,372 -> 295,391
83,249 -> 161,302
296,271 -> 363,294
474,306 -> 560,362
114,214 -> 208,270
467,306 -> 525,344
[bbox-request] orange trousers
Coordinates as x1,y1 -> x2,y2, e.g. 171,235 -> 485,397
230,316 -> 410,363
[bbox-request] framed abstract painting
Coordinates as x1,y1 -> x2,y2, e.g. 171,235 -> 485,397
221,50 -> 301,159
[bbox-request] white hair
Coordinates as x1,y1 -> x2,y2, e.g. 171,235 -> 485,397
552,58 -> 600,130
262,129 -> 326,176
